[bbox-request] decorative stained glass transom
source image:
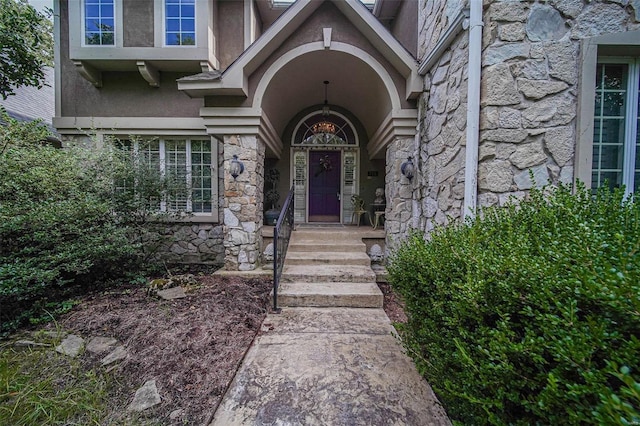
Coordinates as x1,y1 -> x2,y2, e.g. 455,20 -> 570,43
293,113 -> 356,146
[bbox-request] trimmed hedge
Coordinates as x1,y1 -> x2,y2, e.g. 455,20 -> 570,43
389,185 -> 640,425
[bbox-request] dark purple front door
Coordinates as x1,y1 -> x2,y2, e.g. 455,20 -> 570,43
308,151 -> 341,222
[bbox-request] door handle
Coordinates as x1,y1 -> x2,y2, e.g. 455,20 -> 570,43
337,192 -> 341,201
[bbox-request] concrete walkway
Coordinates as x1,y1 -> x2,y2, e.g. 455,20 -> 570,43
211,227 -> 450,425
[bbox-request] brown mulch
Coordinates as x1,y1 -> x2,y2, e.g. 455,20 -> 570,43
50,275 -> 272,425
33,275 -> 407,424
378,281 -> 408,324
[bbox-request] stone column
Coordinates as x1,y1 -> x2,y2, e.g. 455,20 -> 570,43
223,135 -> 265,271
385,137 -> 416,254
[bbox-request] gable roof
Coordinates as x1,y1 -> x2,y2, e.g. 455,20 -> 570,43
178,0 -> 421,100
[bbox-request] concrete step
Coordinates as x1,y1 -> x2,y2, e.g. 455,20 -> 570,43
282,264 -> 376,283
277,282 -> 383,308
285,251 -> 371,266
288,242 -> 366,253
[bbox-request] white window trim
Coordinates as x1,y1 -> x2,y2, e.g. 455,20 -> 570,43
127,137 -> 217,219
576,30 -> 640,192
159,0 -> 198,48
79,0 -> 123,48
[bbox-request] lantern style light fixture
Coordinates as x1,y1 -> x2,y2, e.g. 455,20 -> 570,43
230,154 -> 244,180
401,156 -> 414,181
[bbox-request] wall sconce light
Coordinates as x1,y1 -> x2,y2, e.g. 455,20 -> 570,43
401,156 -> 415,181
230,155 -> 245,180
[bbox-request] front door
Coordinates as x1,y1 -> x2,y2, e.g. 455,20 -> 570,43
308,151 -> 341,222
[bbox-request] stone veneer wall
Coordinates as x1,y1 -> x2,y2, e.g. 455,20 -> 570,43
155,223 -> 225,264
477,0 -> 640,207
385,137 -> 416,253
416,29 -> 470,233
222,135 -> 265,271
413,0 -> 640,233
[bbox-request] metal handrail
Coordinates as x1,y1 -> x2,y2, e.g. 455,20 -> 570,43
273,185 -> 294,312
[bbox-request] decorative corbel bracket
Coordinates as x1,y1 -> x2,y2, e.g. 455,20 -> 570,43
73,60 -> 102,88
200,61 -> 211,73
323,27 -> 332,49
136,61 -> 160,87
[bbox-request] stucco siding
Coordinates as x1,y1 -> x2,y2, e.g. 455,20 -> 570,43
123,0 -> 154,47
61,71 -> 202,117
218,0 -> 245,69
390,0 -> 418,58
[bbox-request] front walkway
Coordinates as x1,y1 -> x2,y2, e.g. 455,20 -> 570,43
211,226 -> 450,425
210,307 -> 451,425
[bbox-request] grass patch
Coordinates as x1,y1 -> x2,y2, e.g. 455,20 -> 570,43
0,331 -> 110,425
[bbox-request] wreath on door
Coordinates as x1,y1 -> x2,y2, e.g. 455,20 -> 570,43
314,155 -> 333,177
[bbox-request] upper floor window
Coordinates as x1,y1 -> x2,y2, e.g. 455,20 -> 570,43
84,0 -> 115,45
165,0 -> 195,46
592,60 -> 640,194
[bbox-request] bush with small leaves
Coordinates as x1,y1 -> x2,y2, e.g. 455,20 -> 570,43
389,184 -> 640,425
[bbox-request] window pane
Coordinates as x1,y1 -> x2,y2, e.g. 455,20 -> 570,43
602,91 -> 626,116
600,144 -> 624,169
603,64 -> 626,90
101,32 -> 114,45
100,4 -> 113,17
101,19 -> 114,30
85,20 -> 99,31
181,4 -> 195,17
166,33 -> 180,45
593,63 -> 632,192
599,118 -> 626,145
182,18 -> 195,31
181,33 -> 195,45
166,4 -> 179,16
167,18 -> 180,31
191,140 -> 212,213
86,32 -> 100,44
85,4 -> 99,17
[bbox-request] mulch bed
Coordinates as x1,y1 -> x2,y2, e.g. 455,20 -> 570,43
51,275 -> 272,425
32,275 -> 407,424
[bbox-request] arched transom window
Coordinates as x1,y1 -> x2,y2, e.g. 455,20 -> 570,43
292,112 -> 357,146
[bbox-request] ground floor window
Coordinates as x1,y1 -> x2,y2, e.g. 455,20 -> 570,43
117,137 -> 215,214
592,59 -> 640,194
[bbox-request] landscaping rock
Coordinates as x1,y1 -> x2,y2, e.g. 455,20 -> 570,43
86,336 -> 118,354
101,345 -> 127,366
157,286 -> 187,300
128,379 -> 161,412
55,334 -> 84,357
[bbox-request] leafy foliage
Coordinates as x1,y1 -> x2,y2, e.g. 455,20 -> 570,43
0,0 -> 54,99
389,184 -> 640,425
0,113 -> 179,337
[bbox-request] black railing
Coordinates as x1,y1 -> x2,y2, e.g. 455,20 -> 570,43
273,185 -> 295,312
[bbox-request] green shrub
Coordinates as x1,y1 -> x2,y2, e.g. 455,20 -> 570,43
0,114 -> 176,336
389,184 -> 640,425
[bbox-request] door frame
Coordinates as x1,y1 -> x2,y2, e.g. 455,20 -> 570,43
290,147 -> 359,224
